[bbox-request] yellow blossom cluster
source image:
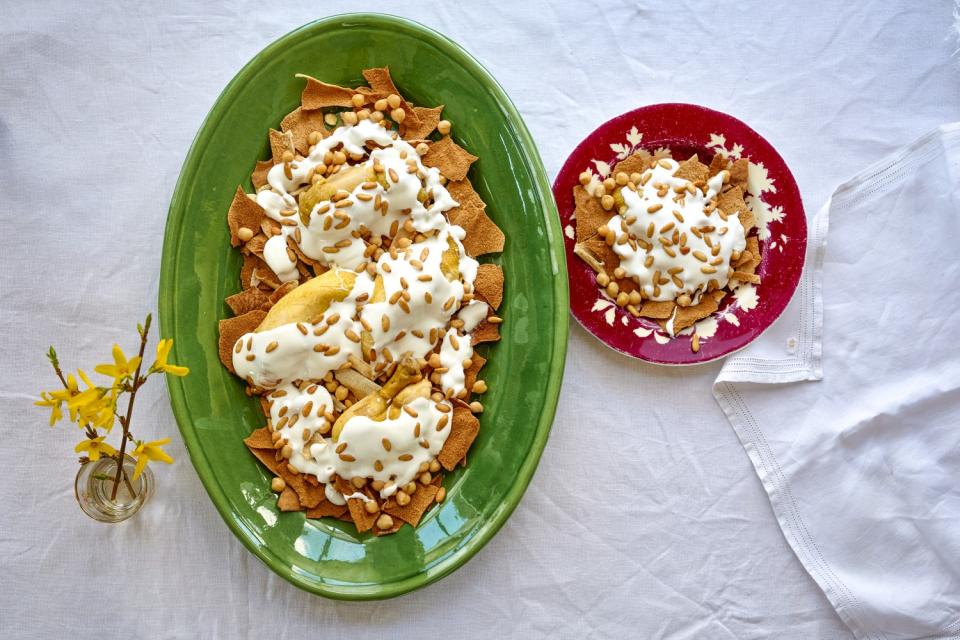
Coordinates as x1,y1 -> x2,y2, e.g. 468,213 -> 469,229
37,334 -> 188,481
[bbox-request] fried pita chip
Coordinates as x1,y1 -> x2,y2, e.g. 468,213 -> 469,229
227,186 -> 266,248
717,186 -> 754,232
731,271 -> 761,284
438,406 -> 480,471
423,136 -> 477,182
384,483 -> 439,527
745,236 -> 762,272
328,475 -> 375,531
245,442 -> 283,475
243,426 -> 274,450
241,254 -> 282,291
473,264 -> 504,310
362,67 -> 399,94
667,289 -> 726,333
471,319 -> 501,345
306,500 -> 349,519
352,85 -> 389,104
225,287 -> 270,316
252,160 -> 273,190
245,441 -> 325,509
639,300 -> 675,320
463,352 -> 486,393
574,185 -> 611,242
278,466 -> 325,509
708,154 -> 728,178
445,179 -> 504,256
268,129 -> 295,164
674,154 -> 709,184
613,152 -> 651,176
243,232 -> 268,257
346,490 -> 379,533
277,487 -> 301,511
403,105 -> 443,139
269,280 -> 298,305
578,238 -> 639,294
360,67 -> 422,133
729,158 -> 749,191
281,106 -> 329,155
298,74 -> 355,109
581,238 -> 638,295
218,309 -> 266,371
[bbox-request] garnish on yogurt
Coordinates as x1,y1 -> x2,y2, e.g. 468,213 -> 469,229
573,151 -> 762,352
217,68 -> 505,535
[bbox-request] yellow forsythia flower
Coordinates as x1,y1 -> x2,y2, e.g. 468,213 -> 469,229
74,436 -> 117,462
153,339 -> 189,376
34,392 -> 63,426
132,438 -> 174,480
94,344 -> 141,383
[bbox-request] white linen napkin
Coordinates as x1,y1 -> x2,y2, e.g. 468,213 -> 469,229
714,123 -> 960,640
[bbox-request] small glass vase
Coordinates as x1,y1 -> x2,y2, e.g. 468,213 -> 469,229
74,453 -> 154,523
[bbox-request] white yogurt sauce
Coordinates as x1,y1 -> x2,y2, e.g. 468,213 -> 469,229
271,385 -> 450,500
606,159 -> 746,303
231,120 -> 483,502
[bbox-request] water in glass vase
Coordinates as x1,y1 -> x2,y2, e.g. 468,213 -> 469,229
74,453 -> 154,522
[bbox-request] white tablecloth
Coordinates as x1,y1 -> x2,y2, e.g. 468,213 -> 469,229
2,2 -> 957,638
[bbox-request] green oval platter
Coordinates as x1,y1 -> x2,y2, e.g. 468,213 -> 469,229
159,14 -> 568,599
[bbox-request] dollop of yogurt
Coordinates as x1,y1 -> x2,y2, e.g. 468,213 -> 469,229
606,159 -> 746,303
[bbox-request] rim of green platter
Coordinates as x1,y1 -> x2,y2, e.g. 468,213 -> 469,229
159,13 -> 568,600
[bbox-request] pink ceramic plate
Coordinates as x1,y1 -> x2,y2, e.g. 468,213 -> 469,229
554,103 -> 806,365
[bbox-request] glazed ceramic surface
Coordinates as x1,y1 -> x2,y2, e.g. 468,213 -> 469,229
159,13 -> 568,599
554,103 -> 806,365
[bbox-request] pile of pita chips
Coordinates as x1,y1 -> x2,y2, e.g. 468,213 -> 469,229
573,151 -> 762,352
217,68 -> 505,534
